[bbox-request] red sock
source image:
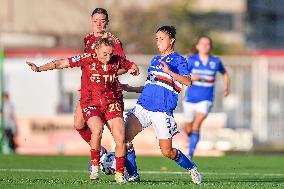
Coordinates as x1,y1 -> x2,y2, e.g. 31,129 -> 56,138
76,123 -> 92,143
90,149 -> 100,166
116,156 -> 125,174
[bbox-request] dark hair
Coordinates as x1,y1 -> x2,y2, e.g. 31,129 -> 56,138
91,8 -> 109,22
156,25 -> 176,39
95,37 -> 114,49
3,92 -> 9,98
192,35 -> 213,54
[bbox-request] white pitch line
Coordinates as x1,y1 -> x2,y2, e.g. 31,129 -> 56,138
0,168 -> 283,177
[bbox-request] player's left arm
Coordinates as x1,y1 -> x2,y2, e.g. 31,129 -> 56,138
117,69 -> 127,75
222,71 -> 230,97
119,58 -> 139,76
219,61 -> 230,97
159,60 -> 191,86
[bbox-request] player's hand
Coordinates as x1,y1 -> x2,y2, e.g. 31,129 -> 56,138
224,88 -> 229,97
159,60 -> 171,74
26,61 -> 39,72
128,64 -> 139,76
190,74 -> 201,81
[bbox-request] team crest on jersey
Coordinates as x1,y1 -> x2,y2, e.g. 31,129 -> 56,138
209,61 -> 216,69
102,64 -> 108,71
166,57 -> 173,62
91,43 -> 95,50
72,55 -> 81,62
194,61 -> 200,67
149,73 -> 157,83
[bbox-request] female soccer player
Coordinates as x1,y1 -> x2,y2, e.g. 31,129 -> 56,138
183,35 -> 230,158
75,8 -> 140,182
124,26 -> 202,185
27,38 -> 139,183
74,7 -> 125,146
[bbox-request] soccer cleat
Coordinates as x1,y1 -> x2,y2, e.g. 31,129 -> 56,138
127,174 -> 140,182
190,167 -> 202,185
89,165 -> 99,180
115,172 -> 127,183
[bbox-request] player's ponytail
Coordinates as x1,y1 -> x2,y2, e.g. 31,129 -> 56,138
192,35 -> 213,54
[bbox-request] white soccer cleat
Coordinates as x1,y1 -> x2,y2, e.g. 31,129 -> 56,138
89,165 -> 99,180
127,174 -> 140,182
190,167 -> 202,185
115,172 -> 127,183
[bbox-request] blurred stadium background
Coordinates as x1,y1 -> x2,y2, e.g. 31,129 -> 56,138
0,0 -> 283,156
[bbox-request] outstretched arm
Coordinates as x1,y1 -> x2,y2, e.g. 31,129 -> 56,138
26,59 -> 70,72
159,60 -> 191,86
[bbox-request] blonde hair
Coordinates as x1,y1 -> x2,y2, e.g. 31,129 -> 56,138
95,37 -> 114,49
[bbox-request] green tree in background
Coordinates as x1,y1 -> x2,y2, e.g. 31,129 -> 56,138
113,1 -> 242,55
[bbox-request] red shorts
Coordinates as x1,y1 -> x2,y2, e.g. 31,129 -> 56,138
82,102 -> 123,123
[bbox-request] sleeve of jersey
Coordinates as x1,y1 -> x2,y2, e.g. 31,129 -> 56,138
218,60 -> 226,74
113,41 -> 126,58
67,54 -> 89,68
177,57 -> 190,75
186,57 -> 193,73
83,36 -> 88,50
119,57 -> 134,70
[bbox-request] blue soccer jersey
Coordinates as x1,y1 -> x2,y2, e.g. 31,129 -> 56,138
137,52 -> 189,116
185,54 -> 226,103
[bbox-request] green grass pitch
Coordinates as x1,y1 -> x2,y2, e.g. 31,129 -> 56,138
0,154 -> 283,189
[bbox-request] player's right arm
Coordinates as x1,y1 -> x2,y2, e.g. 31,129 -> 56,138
26,53 -> 91,72
26,59 -> 70,72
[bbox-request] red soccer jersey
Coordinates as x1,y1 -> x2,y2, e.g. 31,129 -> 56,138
84,32 -> 125,57
80,32 -> 125,108
68,54 -> 133,107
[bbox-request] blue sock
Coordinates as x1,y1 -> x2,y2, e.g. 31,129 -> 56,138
125,145 -> 138,177
189,132 -> 200,158
174,149 -> 196,170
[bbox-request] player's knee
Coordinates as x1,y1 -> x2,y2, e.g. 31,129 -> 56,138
161,148 -> 173,158
89,126 -> 103,137
115,137 -> 125,147
125,132 -> 132,143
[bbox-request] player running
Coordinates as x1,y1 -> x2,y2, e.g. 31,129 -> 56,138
183,35 -> 230,158
124,26 -> 202,185
27,38 -> 139,183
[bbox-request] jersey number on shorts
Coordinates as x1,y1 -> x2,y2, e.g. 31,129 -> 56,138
109,103 -> 121,112
166,117 -> 177,136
